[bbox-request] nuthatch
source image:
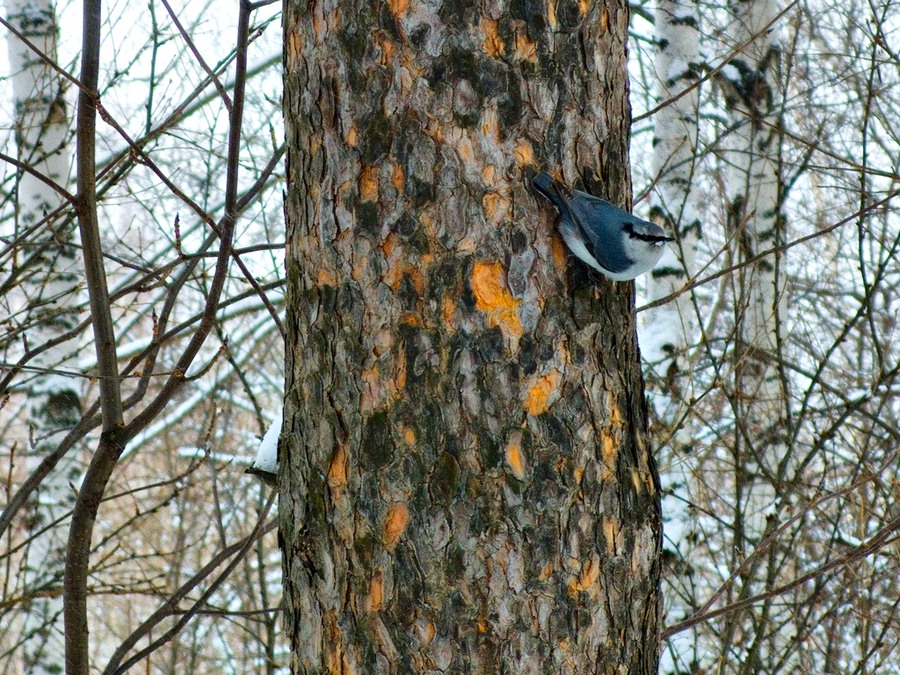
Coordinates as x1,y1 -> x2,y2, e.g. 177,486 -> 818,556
532,171 -> 674,280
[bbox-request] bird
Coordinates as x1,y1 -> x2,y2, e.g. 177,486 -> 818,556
531,171 -> 674,281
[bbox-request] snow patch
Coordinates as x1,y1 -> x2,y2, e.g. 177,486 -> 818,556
250,406 -> 282,474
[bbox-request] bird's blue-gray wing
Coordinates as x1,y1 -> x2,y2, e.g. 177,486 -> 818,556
566,191 -> 635,274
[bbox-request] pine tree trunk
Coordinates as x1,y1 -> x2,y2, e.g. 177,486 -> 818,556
282,1 -> 662,672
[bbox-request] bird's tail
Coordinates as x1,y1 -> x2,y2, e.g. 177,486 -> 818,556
531,171 -> 567,212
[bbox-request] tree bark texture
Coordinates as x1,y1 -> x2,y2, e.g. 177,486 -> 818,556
282,1 -> 662,672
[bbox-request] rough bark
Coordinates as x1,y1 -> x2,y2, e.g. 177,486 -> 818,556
282,0 -> 662,672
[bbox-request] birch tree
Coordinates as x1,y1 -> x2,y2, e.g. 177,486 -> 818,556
712,2 -> 792,667
5,0 -> 78,669
281,0 -> 662,671
644,0 -> 702,381
719,0 -> 786,539
635,1 -> 900,672
641,2 -> 704,671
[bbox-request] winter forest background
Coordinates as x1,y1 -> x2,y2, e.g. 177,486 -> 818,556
1,0 -> 899,672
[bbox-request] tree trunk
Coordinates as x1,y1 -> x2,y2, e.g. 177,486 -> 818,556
282,1 -> 662,672
643,3 -> 703,673
718,1 -> 789,671
720,0 -> 786,545
644,0 -> 702,383
6,0 -> 79,669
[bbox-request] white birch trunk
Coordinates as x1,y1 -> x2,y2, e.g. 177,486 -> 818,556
6,0 -> 79,670
718,1 -> 789,671
644,0 -> 702,378
644,5 -> 704,673
720,0 -> 785,541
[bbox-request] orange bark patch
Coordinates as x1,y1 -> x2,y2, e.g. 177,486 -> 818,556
568,558 -> 599,594
548,0 -> 558,29
381,234 -> 406,291
524,369 -> 561,416
456,135 -> 475,165
359,165 -> 379,201
317,267 -> 337,286
607,391 -> 622,426
630,467 -> 644,495
600,5 -> 609,30
323,614 -> 349,675
601,430 -> 617,466
387,0 -> 408,20
505,441 -> 526,480
395,347 -> 407,390
391,162 -> 405,190
406,264 -> 425,295
580,0 -> 591,17
538,562 -> 554,581
552,235 -> 568,270
604,518 -> 620,555
514,30 -> 537,62
328,444 -> 348,489
384,503 -> 410,550
387,259 -> 425,295
514,140 -> 535,167
482,191 -> 510,224
418,619 -> 436,644
312,7 -> 325,39
403,427 -> 416,445
346,124 -> 358,147
351,255 -> 369,282
481,18 -> 505,57
379,38 -> 395,66
367,570 -> 384,612
442,294 -> 457,329
482,165 -> 496,184
610,402 -> 623,427
381,232 -> 399,258
286,31 -> 303,61
471,261 -> 523,341
481,108 -> 500,142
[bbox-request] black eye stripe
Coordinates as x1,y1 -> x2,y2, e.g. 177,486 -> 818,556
630,231 -> 672,243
